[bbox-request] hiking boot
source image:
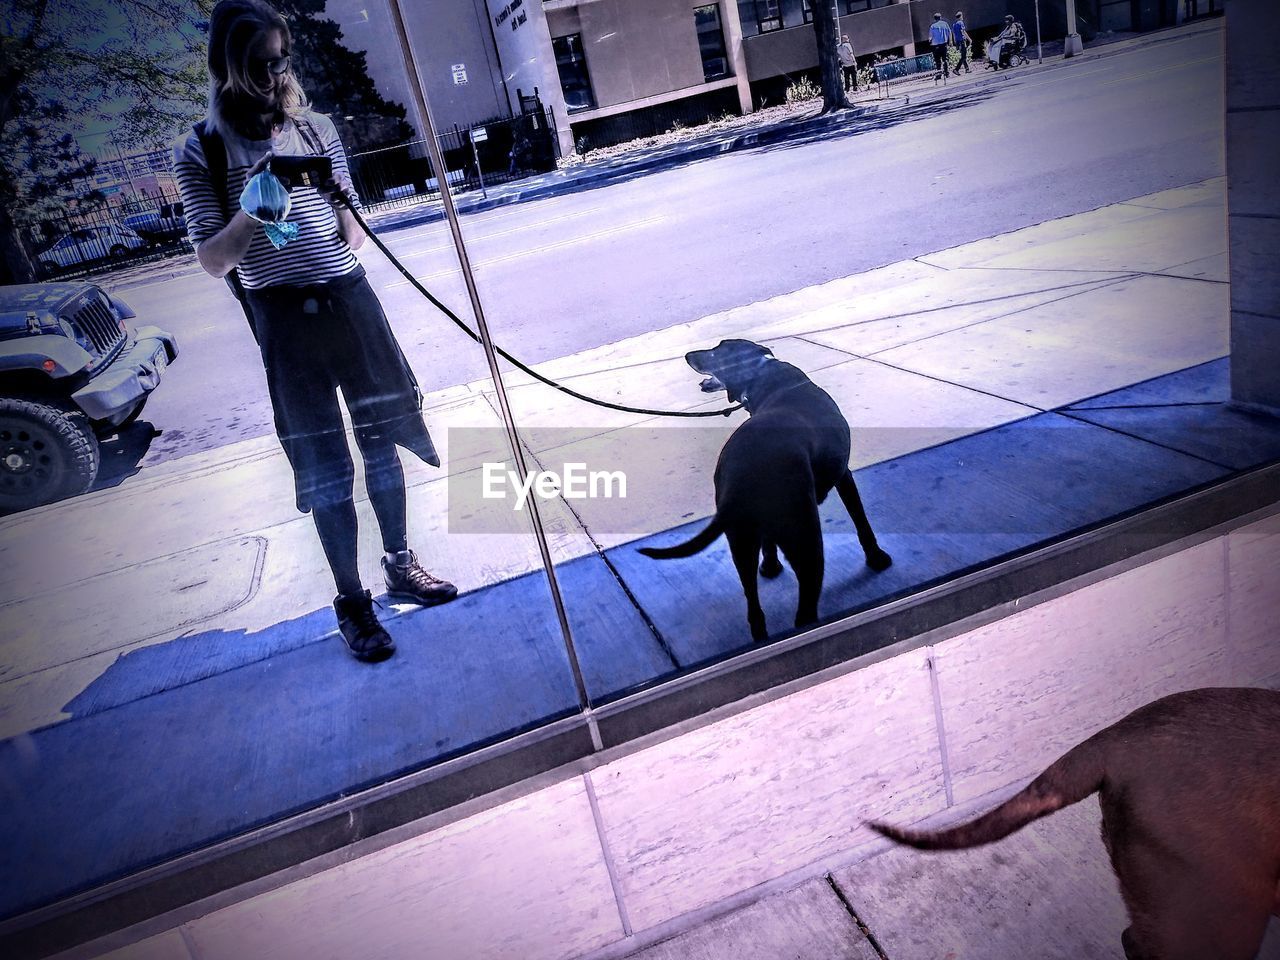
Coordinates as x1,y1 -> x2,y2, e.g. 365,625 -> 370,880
382,550 -> 459,607
334,590 -> 395,662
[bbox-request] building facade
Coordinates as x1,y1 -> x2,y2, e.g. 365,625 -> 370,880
314,0 -> 1204,157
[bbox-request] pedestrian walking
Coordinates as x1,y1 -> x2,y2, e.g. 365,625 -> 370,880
174,0 -> 457,663
952,11 -> 972,74
837,34 -> 858,92
928,13 -> 951,79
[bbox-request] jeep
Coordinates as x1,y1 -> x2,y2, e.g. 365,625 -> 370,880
0,282 -> 178,512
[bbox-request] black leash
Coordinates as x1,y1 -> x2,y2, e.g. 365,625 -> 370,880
340,196 -> 741,419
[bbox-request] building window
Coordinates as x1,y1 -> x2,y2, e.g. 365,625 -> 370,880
552,34 -> 595,112
694,4 -> 730,81
755,0 -> 782,32
802,0 -> 814,24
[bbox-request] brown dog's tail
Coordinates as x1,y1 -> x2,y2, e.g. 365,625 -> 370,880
868,732 -> 1109,850
637,518 -> 725,559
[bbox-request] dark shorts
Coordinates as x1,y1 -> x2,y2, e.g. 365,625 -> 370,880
244,267 -> 439,513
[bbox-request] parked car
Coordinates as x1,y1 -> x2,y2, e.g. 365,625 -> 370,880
121,201 -> 188,247
0,281 -> 178,512
35,225 -> 149,276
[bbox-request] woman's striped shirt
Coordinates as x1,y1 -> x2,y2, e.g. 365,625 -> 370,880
172,111 -> 363,289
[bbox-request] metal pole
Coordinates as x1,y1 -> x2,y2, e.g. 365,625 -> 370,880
1034,0 -> 1043,63
469,126 -> 487,199
383,0 -> 601,751
1063,0 -> 1084,56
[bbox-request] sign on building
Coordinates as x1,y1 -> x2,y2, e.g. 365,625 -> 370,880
451,63 -> 468,85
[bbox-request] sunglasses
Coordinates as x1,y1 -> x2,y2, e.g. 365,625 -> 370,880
251,54 -> 291,78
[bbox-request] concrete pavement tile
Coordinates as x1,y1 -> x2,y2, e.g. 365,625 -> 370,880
873,275 -> 1228,410
0,651 -> 114,740
952,204 -> 1227,275
184,778 -> 621,960
1065,357 -> 1227,408
805,357 -> 1039,465
488,261 -> 938,389
1122,177 -> 1226,211
932,539 -> 1230,806
750,269 -> 1127,347
481,336 -> 853,435
1,577 -> 593,919
619,878 -> 879,960
1225,512 -> 1280,687
917,201 -> 1167,271
1160,251 -> 1228,281
835,802 -> 1128,960
0,535 -> 263,683
0,396 -> 509,604
1065,401 -> 1280,471
590,649 -> 946,931
803,276 -> 1124,358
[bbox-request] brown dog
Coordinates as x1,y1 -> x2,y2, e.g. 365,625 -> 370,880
870,687 -> 1280,960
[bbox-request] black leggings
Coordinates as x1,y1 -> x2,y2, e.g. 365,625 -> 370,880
311,432 -> 408,598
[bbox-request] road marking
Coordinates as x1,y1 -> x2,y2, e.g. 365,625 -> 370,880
1095,55 -> 1221,88
388,205 -> 607,260
384,214 -> 668,288
1010,52 -> 1218,94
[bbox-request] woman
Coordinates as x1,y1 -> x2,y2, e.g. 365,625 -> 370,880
174,0 -> 456,662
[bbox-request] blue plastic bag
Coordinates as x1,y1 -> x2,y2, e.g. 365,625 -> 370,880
239,170 -> 300,249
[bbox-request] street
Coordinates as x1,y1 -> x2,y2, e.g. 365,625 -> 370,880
109,27 -> 1224,468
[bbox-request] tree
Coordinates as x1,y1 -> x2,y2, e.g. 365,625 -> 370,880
276,1 -> 414,152
0,0 -> 412,285
810,1 -> 850,113
0,0 -> 211,284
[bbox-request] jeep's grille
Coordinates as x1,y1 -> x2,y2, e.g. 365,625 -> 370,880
69,295 -> 125,357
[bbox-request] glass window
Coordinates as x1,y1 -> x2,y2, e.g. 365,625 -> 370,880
755,0 -> 782,32
695,5 -> 731,81
552,33 -> 595,112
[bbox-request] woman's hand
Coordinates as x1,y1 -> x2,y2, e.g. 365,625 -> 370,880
247,150 -> 274,179
317,172 -> 353,210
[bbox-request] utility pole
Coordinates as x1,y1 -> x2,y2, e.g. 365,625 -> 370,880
1063,0 -> 1084,57
1034,0 -> 1043,63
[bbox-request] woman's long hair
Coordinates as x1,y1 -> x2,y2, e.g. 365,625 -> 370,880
206,0 -> 309,139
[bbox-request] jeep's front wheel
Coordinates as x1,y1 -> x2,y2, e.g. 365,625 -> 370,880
0,398 -> 100,513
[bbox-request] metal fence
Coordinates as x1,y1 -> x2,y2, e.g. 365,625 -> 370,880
24,189 -> 191,280
19,107 -> 560,280
349,108 -> 559,212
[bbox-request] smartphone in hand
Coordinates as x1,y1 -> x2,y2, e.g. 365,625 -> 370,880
270,155 -> 333,191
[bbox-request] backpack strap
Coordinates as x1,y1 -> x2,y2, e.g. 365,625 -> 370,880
194,120 -> 258,342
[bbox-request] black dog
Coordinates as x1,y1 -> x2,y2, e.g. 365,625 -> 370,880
639,339 -> 891,641
870,687 -> 1280,960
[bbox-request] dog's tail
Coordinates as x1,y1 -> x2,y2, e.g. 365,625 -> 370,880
637,518 -> 725,559
867,731 -> 1109,850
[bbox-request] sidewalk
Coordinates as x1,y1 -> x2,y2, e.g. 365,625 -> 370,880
6,174 -> 1280,939
601,799 -> 1280,960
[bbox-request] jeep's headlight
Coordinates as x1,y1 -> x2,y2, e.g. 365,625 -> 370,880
57,318 -> 75,339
